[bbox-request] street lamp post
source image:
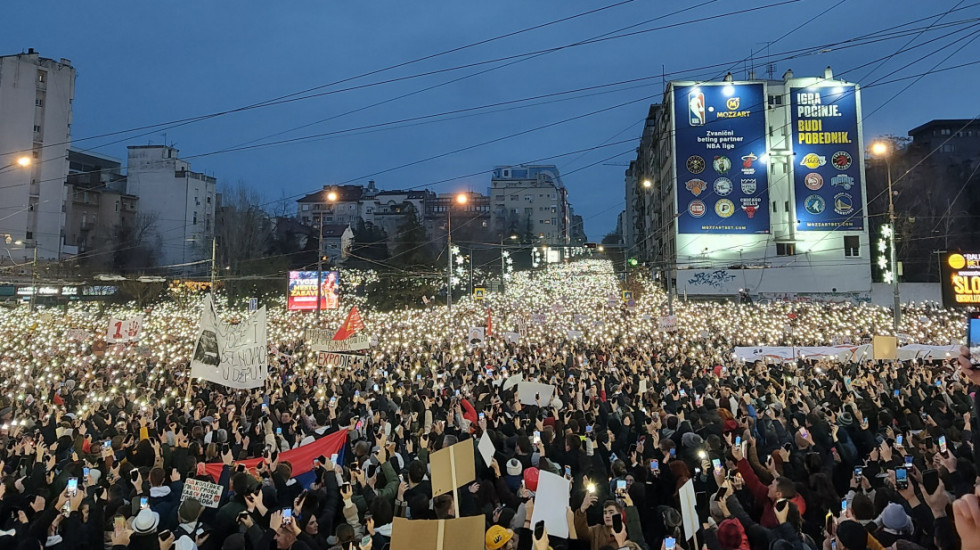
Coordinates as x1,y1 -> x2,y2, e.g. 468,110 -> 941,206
447,193 -> 467,312
500,234 -> 517,294
872,141 -> 901,331
318,190 -> 338,320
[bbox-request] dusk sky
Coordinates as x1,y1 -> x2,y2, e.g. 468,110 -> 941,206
5,1 -> 977,240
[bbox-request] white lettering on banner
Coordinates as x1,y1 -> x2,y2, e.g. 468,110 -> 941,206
181,478 -> 223,508
316,352 -> 362,369
190,295 -> 269,390
307,330 -> 370,352
107,316 -> 143,344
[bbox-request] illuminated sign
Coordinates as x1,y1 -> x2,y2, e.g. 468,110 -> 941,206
941,253 -> 980,307
673,82 -> 770,234
791,85 -> 864,231
287,270 -> 339,311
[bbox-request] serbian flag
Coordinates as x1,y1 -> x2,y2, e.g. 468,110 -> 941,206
203,430 -> 347,488
486,308 -> 493,338
332,306 -> 365,341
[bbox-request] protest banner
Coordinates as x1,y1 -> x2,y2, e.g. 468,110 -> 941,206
530,470 -> 570,538
107,316 -> 143,344
307,330 -> 370,352
181,478 -> 224,508
430,440 -> 476,518
679,479 -> 699,543
477,432 -> 495,467
658,315 -> 678,331
65,329 -> 90,341
517,381 -> 555,406
190,295 -> 268,390
873,335 -> 898,361
391,516 -> 484,550
466,327 -> 485,344
315,352 -> 360,369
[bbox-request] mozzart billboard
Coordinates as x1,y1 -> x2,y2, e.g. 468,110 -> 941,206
791,85 -> 864,231
673,82 -> 770,235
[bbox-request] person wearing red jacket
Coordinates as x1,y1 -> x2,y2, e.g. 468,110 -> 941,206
732,444 -> 806,528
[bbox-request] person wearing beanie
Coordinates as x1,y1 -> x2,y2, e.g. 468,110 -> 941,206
874,502 -> 914,547
716,518 -> 750,550
838,520 -> 870,550
174,498 -> 206,549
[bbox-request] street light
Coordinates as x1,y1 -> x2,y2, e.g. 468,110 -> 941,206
16,156 -> 30,167
871,140 -> 900,331
447,193 -> 467,312
642,179 -> 652,189
318,189 -> 338,320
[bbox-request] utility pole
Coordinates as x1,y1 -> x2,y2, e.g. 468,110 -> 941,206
500,237 -> 506,294
316,220 -> 324,320
29,245 -> 37,312
468,252 -> 474,298
886,155 -> 901,331
210,237 -> 217,293
447,208 -> 453,313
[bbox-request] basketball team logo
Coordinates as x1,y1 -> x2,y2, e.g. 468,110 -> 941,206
804,194 -> 825,215
686,155 -> 706,174
804,173 -> 823,191
714,177 -> 733,196
689,200 -> 706,218
715,199 -> 735,218
832,151 -> 852,170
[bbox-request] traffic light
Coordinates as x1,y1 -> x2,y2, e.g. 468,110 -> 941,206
628,258 -> 638,266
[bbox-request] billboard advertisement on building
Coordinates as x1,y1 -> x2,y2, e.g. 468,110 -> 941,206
940,252 -> 980,307
287,270 -> 339,311
673,82 -> 770,234
791,85 -> 863,231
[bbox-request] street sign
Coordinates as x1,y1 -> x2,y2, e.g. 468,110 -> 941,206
473,288 -> 485,300
621,291 -> 633,303
248,297 -> 258,312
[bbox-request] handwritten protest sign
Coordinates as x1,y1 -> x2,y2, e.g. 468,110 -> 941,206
181,478 -> 224,508
190,295 -> 268,389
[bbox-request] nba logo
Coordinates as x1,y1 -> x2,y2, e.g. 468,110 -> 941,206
689,90 -> 705,126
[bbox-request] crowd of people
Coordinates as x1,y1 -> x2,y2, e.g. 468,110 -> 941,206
0,260 -> 978,550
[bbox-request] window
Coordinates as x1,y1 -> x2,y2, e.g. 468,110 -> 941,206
35,98 -> 44,107
193,212 -> 198,225
524,208 -> 533,216
37,71 -> 46,83
33,125 -> 40,133
551,217 -> 558,225
776,243 -> 796,256
115,201 -> 120,212
302,204 -> 310,211
940,128 -> 951,136
26,232 -> 33,240
844,235 -> 860,257
941,144 -> 956,153
524,194 -> 533,202
772,201 -> 777,212
510,194 -> 518,201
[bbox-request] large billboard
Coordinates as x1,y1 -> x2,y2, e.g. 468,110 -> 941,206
940,252 -> 980,307
673,82 -> 770,234
287,271 -> 339,311
791,85 -> 863,231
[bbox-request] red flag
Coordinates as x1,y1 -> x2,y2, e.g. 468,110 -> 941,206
487,308 -> 493,338
332,306 -> 366,341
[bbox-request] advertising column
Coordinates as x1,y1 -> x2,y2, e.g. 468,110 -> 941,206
790,85 -> 863,231
672,82 -> 770,234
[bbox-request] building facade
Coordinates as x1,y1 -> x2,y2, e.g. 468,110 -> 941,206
0,50 -> 75,262
125,145 -> 216,273
64,149 -> 138,261
489,165 -> 570,245
628,71 -> 872,297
